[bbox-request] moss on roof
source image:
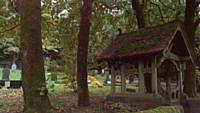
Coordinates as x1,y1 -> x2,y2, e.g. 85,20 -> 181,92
97,21 -> 179,61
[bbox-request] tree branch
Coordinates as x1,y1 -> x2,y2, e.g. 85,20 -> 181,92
94,1 -> 120,11
158,0 -> 175,11
132,0 -> 146,28
0,24 -> 19,34
150,2 -> 165,23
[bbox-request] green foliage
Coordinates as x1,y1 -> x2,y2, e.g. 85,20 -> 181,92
0,0 -> 20,39
0,38 -> 19,55
93,74 -> 106,84
46,73 -> 55,95
144,0 -> 185,26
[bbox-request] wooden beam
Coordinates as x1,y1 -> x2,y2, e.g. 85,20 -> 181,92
180,56 -> 191,61
151,58 -> 158,94
139,61 -> 146,93
163,42 -> 174,54
121,65 -> 126,93
179,62 -> 184,94
169,53 -> 180,61
166,77 -> 172,103
158,56 -> 165,67
164,51 -> 180,61
177,26 -> 195,64
145,63 -> 151,73
125,65 -> 138,75
111,66 -> 116,94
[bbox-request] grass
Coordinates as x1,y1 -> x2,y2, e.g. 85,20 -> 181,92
0,69 -> 21,80
0,69 -> 57,81
0,69 -> 57,90
93,74 -> 106,84
0,71 -> 135,95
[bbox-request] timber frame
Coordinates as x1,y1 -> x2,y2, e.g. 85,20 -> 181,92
97,21 -> 195,104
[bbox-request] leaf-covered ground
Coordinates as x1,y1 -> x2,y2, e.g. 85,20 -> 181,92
0,89 -> 23,113
0,89 -> 181,113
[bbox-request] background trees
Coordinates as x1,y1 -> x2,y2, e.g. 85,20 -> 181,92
0,0 -> 200,110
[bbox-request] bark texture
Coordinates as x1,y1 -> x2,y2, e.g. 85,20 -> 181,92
77,0 -> 93,107
20,0 -> 51,112
131,0 -> 146,29
183,0 -> 198,97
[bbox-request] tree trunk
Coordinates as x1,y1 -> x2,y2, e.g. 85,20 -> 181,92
20,0 -> 51,112
77,0 -> 93,107
131,0 -> 146,29
183,0 -> 198,97
184,61 -> 196,97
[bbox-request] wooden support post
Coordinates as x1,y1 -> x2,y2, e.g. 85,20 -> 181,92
179,62 -> 184,95
166,77 -> 172,103
111,66 -> 116,94
105,70 -> 110,84
151,58 -> 158,94
139,61 -> 145,93
121,65 -> 126,93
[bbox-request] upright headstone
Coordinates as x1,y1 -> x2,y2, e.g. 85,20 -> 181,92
11,63 -> 17,72
2,65 -> 10,81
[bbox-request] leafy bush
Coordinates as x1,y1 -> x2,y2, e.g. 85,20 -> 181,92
46,73 -> 55,95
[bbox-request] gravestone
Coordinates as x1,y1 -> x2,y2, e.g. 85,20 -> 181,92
2,66 -> 10,81
11,63 -> 17,72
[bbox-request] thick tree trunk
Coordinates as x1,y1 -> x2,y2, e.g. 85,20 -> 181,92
77,0 -> 93,107
183,0 -> 198,97
131,0 -> 146,29
184,61 -> 196,97
20,0 -> 51,112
